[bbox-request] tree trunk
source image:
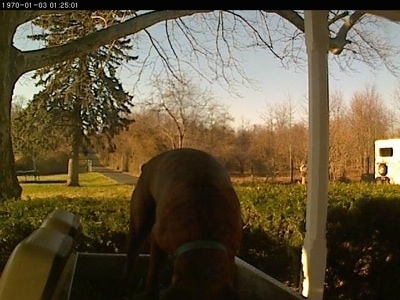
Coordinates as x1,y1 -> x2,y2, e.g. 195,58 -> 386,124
67,142 -> 80,187
290,158 -> 294,184
0,114 -> 22,200
363,154 -> 370,175
0,18 -> 23,201
67,107 -> 82,186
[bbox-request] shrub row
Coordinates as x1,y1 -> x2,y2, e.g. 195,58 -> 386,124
2,183 -> 400,299
238,182 -> 400,299
15,151 -> 92,175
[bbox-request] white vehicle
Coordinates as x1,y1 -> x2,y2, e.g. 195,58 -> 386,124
374,139 -> 400,184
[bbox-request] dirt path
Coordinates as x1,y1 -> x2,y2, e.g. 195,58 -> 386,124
93,166 -> 138,186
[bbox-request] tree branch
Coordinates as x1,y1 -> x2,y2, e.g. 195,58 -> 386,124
264,10 -> 367,55
362,10 -> 400,23
266,10 -> 305,32
226,10 -> 283,60
330,11 -> 366,55
328,11 -> 349,26
21,10 -> 213,74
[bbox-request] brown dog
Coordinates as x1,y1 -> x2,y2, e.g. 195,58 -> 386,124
122,148 -> 243,299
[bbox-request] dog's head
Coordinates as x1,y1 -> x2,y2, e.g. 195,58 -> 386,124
162,245 -> 238,300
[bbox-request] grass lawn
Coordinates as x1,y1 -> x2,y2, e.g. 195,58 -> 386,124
19,172 -> 133,200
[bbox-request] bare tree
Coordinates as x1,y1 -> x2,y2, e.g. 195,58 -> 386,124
260,99 -> 299,179
144,76 -> 218,149
328,90 -> 353,181
348,84 -> 389,174
108,102 -> 236,174
233,121 -> 252,175
246,125 -> 274,178
389,85 -> 400,135
109,110 -> 168,175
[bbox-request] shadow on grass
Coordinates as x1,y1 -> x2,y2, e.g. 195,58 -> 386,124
20,180 -> 68,184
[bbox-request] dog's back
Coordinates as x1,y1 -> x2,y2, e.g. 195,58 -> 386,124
124,148 -> 242,299
147,148 -> 242,254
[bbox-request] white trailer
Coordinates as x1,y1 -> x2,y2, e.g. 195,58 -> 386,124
374,139 -> 400,184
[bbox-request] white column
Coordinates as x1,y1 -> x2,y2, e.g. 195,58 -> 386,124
301,10 -> 329,300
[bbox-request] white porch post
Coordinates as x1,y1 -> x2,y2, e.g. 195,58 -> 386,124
301,10 -> 329,299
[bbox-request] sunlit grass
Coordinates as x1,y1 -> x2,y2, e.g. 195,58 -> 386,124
20,172 -> 133,200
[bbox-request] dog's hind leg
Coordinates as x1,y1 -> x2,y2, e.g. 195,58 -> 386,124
122,180 -> 156,288
144,236 -> 167,299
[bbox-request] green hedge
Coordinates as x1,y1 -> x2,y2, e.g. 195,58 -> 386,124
15,152 -> 69,175
2,183 -> 400,299
0,197 -> 130,255
237,182 -> 400,299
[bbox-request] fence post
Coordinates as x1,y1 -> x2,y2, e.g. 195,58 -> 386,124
87,160 -> 93,172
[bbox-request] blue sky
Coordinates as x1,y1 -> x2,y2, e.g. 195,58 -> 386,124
12,13 -> 400,128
